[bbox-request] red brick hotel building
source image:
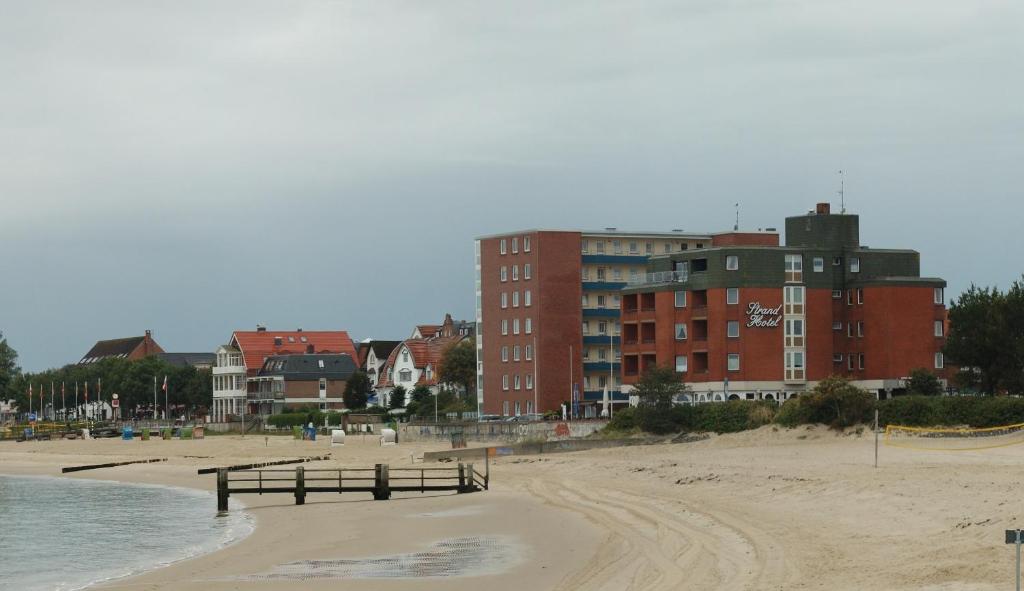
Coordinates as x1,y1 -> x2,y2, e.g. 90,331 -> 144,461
620,203 -> 949,404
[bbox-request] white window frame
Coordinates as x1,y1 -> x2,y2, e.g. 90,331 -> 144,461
525,290 -> 532,307
511,237 -> 518,254
513,318 -> 520,335
525,345 -> 532,360
813,257 -> 824,273
500,266 -> 507,282
727,320 -> 740,338
526,374 -> 533,389
934,287 -> 944,305
501,292 -> 508,309
502,374 -> 509,390
501,346 -> 508,362
524,236 -> 531,252
500,239 -> 507,255
935,352 -> 944,369
524,263 -> 531,280
675,355 -> 688,373
934,320 -> 944,337
525,318 -> 532,334
512,291 -> 519,308
726,255 -> 739,271
727,353 -> 740,371
784,254 -> 803,283
501,319 -> 508,335
857,321 -> 864,337
514,374 -> 521,390
674,291 -> 687,308
857,289 -> 864,304
726,288 -> 739,305
512,265 -> 519,281
850,257 -> 860,273
581,239 -> 589,253
675,323 -> 688,340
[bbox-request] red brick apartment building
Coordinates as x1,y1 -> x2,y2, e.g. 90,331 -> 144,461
620,203 -> 949,404
475,228 -> 779,416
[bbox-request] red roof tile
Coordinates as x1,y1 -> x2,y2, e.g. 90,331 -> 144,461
231,330 -> 356,373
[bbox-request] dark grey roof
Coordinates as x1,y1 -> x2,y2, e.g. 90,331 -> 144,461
369,340 -> 401,358
258,354 -> 357,381
157,352 -> 216,368
80,336 -> 145,364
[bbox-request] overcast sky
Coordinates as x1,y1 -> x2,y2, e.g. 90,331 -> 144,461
1,1 -> 1021,371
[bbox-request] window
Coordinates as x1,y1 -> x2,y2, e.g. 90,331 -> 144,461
784,254 -> 803,282
524,236 -> 531,252
857,289 -> 864,304
501,319 -> 508,335
524,264 -> 531,280
613,268 -> 622,281
582,294 -> 589,307
629,241 -> 638,254
934,320 -> 944,337
525,318 -> 532,334
785,319 -> 804,346
859,354 -> 866,370
613,240 -> 622,254
398,369 -> 412,382
727,321 -> 740,338
675,323 -> 688,340
833,256 -> 843,266
512,291 -> 519,307
832,289 -> 842,299
726,255 -> 739,271
500,239 -> 507,255
598,321 -> 608,334
525,290 -> 532,307
598,348 -> 607,361
664,243 -> 672,253
934,287 -> 944,305
728,354 -> 740,371
630,269 -> 640,283
847,323 -> 853,337
501,292 -> 508,308
596,267 -> 606,280
833,353 -> 843,363
512,265 -> 519,281
784,286 -> 804,314
645,242 -> 653,254
850,257 -> 860,273
582,321 -> 589,335
833,321 -> 843,330
318,359 -> 325,369
512,237 -> 518,254
785,350 -> 805,381
526,374 -> 533,389
515,401 -> 521,415
612,295 -> 620,308
813,257 -> 824,272
513,319 -> 520,334
726,288 -> 739,305
935,352 -> 944,369
501,346 -> 508,362
402,349 -> 409,363
847,290 -> 853,306
847,356 -> 855,370
675,355 -> 688,373
581,239 -> 589,253
581,268 -> 589,281
502,375 -> 509,390
500,266 -> 507,282
597,295 -> 606,308
675,291 -> 687,307
525,345 -> 532,360
503,401 -> 509,416
596,241 -> 605,254
514,375 -> 521,390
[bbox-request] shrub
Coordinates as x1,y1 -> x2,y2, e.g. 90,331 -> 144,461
775,376 -> 874,430
606,406 -> 638,432
267,412 -> 323,428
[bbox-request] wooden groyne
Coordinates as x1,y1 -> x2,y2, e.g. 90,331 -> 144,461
62,458 -> 168,473
215,462 -> 488,512
197,455 -> 331,475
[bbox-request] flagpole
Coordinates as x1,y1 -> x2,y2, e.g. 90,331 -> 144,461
61,382 -> 65,422
98,378 -> 102,422
28,384 -> 32,416
164,376 -> 168,422
75,382 -> 78,421
50,382 -> 54,422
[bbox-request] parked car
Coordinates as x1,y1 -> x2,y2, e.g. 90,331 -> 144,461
478,414 -> 503,422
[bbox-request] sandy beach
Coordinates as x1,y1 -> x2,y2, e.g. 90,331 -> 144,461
3,426 -> 1023,590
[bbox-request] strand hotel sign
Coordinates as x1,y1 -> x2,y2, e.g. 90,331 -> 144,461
746,302 -> 782,328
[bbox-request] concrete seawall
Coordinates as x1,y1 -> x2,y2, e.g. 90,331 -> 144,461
422,436 -> 695,462
400,420 -> 608,444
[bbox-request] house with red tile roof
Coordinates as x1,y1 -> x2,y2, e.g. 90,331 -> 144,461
211,326 -> 356,422
374,314 -> 472,405
79,330 -> 164,364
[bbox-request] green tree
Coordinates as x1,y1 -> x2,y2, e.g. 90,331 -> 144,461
388,385 -> 407,410
905,368 -> 943,396
944,284 -> 1005,393
632,365 -> 690,434
406,384 -> 434,418
0,331 -> 21,405
437,338 -> 476,401
809,375 -> 874,429
342,370 -> 371,410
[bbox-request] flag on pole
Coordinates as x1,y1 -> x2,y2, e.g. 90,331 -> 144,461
162,376 -> 168,392
84,381 -> 88,401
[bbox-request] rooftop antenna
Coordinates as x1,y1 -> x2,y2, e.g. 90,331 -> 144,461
734,203 -> 740,231
837,169 -> 846,213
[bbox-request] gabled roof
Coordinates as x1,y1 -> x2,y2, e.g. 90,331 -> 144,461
376,335 -> 465,388
414,324 -> 440,339
79,334 -> 164,364
229,330 -> 357,372
157,352 -> 216,368
369,340 -> 401,360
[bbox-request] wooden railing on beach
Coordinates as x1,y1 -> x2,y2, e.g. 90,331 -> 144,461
215,462 -> 488,512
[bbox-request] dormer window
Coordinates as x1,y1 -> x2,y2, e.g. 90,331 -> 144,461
402,349 -> 409,363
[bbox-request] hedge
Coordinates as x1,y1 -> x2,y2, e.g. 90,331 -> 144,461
266,411 -> 344,428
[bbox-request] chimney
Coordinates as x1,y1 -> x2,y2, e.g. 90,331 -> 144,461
306,344 -> 315,354
256,324 -> 267,332
816,202 -> 831,215
145,329 -> 152,338
296,327 -> 303,332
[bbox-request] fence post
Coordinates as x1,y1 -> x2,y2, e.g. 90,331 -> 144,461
374,463 -> 391,500
485,451 -> 490,490
382,464 -> 390,500
216,468 -> 229,512
458,463 -> 466,493
295,466 -> 305,505
467,462 -> 475,492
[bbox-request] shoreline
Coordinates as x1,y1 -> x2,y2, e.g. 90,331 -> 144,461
0,435 -> 600,591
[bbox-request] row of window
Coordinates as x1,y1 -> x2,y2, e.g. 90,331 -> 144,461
499,264 -> 532,282
583,375 -> 618,390
582,320 -> 620,336
213,375 -> 244,391
583,346 -> 622,361
582,239 -> 704,255
215,353 -> 243,367
500,290 -> 532,309
501,373 -> 535,391
582,293 -> 620,308
668,353 -> 741,372
582,266 -> 643,282
499,236 -> 531,255
500,344 -> 534,362
500,317 -> 533,335
501,400 -> 534,416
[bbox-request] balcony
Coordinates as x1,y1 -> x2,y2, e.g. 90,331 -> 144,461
582,254 -> 648,265
582,281 -> 628,291
248,391 -> 285,402
583,308 -> 621,318
583,335 -> 621,345
628,270 -> 689,286
583,362 -> 621,373
691,305 -> 708,318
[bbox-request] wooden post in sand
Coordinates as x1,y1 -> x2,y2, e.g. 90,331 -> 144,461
295,466 -> 306,505
216,468 -> 229,512
874,409 -> 879,469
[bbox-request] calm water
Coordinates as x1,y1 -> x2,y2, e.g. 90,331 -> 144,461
0,474 -> 252,591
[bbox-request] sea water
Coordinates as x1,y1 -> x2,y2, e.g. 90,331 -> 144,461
0,474 -> 252,591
